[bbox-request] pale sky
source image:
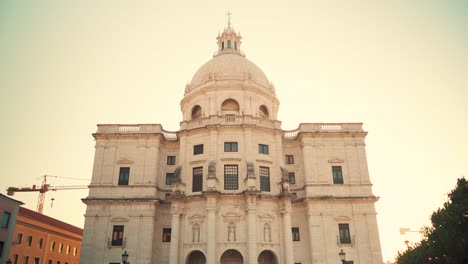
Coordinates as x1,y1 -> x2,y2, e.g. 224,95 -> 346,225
0,0 -> 467,262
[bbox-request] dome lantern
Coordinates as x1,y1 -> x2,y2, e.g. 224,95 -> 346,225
216,11 -> 243,57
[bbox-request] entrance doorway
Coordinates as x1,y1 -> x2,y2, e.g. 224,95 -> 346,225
186,250 -> 206,264
220,249 -> 244,264
258,250 -> 277,264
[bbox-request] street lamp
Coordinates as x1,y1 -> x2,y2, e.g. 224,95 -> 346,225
122,251 -> 129,264
6,259 -> 12,264
339,249 -> 348,264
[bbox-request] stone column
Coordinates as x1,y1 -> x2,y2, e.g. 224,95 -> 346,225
206,195 -> 218,263
169,203 -> 181,264
246,196 -> 257,264
282,199 -> 294,263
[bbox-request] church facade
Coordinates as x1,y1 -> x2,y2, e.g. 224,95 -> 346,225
81,20 -> 383,264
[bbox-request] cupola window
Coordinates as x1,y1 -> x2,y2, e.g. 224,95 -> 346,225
234,41 -> 237,50
191,105 -> 202,119
221,99 -> 239,111
259,105 -> 269,118
222,42 -> 224,50
227,40 -> 231,48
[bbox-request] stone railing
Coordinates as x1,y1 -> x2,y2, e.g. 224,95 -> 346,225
180,115 -> 279,131
283,123 -> 365,139
95,124 -> 178,141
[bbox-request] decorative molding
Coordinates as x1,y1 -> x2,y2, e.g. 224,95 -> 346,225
110,217 -> 129,222
116,158 -> 134,165
301,143 -> 325,148
188,213 -> 205,224
328,158 -> 344,163
222,212 -> 242,223
257,213 -> 274,221
344,143 -> 366,147
256,159 -> 273,164
333,216 -> 351,221
220,157 -> 242,161
190,159 -> 206,165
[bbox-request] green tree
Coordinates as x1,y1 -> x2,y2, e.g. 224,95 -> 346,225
397,178 -> 468,264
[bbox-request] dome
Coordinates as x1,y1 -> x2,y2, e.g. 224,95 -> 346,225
190,52 -> 270,89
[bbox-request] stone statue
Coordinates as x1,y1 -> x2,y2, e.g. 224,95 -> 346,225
247,162 -> 255,178
280,166 -> 290,193
281,166 -> 289,182
264,223 -> 271,242
173,165 -> 182,184
208,161 -> 216,177
228,222 -> 236,242
192,223 -> 200,243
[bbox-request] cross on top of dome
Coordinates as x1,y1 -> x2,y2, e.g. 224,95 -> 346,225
226,10 -> 232,27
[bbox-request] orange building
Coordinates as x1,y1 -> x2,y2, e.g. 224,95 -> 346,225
9,207 -> 82,264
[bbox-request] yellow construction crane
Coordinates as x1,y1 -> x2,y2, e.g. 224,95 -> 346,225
6,175 -> 89,214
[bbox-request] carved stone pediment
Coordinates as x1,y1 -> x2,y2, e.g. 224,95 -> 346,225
116,158 -> 134,165
328,158 -> 344,163
334,216 -> 351,221
110,217 -> 129,222
258,213 -> 274,221
188,213 -> 205,224
222,212 -> 241,223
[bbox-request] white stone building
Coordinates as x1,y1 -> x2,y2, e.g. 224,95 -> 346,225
81,20 -> 383,264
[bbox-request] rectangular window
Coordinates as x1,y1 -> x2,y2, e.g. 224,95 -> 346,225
339,223 -> 351,244
48,260 -> 52,264
260,166 -> 270,192
66,245 -> 70,254
58,243 -> 63,253
27,236 -> 32,247
34,258 -> 40,264
285,155 -> 294,164
111,225 -> 124,246
224,142 -> 238,152
224,165 -> 239,190
165,173 -> 174,185
192,167 -> 203,192
193,144 -> 204,155
292,227 -> 300,241
288,172 -> 296,184
13,254 -> 19,264
1,211 -> 11,228
73,247 -> 77,256
0,241 -> 3,258
167,156 -> 176,165
17,233 -> 23,245
38,238 -> 43,249
332,166 -> 344,184
258,144 -> 269,154
50,241 -> 55,251
162,228 -> 171,242
23,256 -> 29,264
118,167 -> 130,185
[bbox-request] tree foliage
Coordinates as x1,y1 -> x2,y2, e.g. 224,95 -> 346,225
396,178 -> 468,264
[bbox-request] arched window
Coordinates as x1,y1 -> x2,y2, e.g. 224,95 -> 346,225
221,99 -> 239,111
191,105 -> 202,119
259,105 -> 269,118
